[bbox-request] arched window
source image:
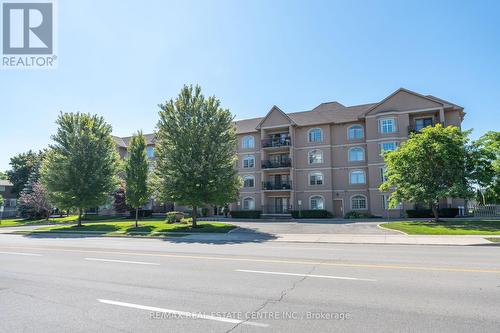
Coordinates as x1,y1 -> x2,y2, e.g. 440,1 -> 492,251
348,125 -> 364,140
348,147 -> 365,162
243,155 -> 255,168
350,170 -> 366,184
243,175 -> 255,188
308,149 -> 323,164
243,197 -> 255,210
351,195 -> 367,210
309,195 -> 325,210
309,171 -> 324,185
242,136 -> 255,149
308,128 -> 323,142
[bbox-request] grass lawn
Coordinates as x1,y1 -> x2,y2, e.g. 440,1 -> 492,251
381,219 -> 500,235
19,221 -> 235,237
0,215 -> 79,227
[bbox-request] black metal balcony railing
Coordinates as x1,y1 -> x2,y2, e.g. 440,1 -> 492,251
262,137 -> 291,148
261,158 -> 291,169
263,204 -> 293,214
262,180 -> 292,190
408,122 -> 443,134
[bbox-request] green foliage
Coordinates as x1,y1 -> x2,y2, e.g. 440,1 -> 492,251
41,112 -> 119,225
405,208 -> 458,218
124,131 -> 150,224
230,210 -> 261,218
291,210 -> 333,218
6,150 -> 44,196
472,131 -> 499,204
17,181 -> 52,219
380,125 -> 472,220
113,182 -> 130,213
0,171 -> 7,180
154,85 -> 241,227
180,217 -> 192,224
165,211 -> 184,223
344,211 -> 374,219
0,194 -> 3,207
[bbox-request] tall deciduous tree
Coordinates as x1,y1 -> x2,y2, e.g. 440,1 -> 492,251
41,112 -> 119,226
18,181 -> 52,220
6,150 -> 44,196
380,124 -> 472,221
124,131 -> 150,227
0,171 -> 7,180
154,85 -> 240,227
472,131 -> 499,204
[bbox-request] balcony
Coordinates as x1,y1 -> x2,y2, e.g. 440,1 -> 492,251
262,137 -> 291,148
408,121 -> 443,135
261,158 -> 291,169
262,180 -> 292,191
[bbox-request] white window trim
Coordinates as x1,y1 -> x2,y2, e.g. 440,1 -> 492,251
309,195 -> 325,210
308,149 -> 324,165
243,155 -> 255,168
349,169 -> 366,184
350,194 -> 368,210
242,196 -> 255,210
378,117 -> 397,134
309,171 -> 324,186
347,124 -> 364,140
307,128 -> 323,143
379,141 -> 398,154
242,175 -> 255,188
348,147 -> 365,162
242,135 -> 255,149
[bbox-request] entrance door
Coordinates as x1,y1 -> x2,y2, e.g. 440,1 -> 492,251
333,199 -> 343,217
273,197 -> 289,214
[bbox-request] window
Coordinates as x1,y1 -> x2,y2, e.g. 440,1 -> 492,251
308,150 -> 323,164
382,195 -> 402,210
350,170 -> 366,184
243,155 -> 255,168
242,136 -> 255,149
243,175 -> 254,188
380,167 -> 387,182
351,195 -> 367,210
308,128 -> 323,142
309,196 -> 325,210
415,117 -> 433,131
348,125 -> 364,140
380,141 -> 397,153
0,186 -> 5,192
379,118 -> 396,134
348,147 -> 365,162
309,172 -> 324,185
243,197 -> 255,210
146,146 -> 154,158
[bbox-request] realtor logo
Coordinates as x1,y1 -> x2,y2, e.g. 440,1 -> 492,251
1,0 -> 57,68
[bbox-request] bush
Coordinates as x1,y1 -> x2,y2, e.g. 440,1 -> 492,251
291,210 -> 332,218
165,211 -> 184,223
180,217 -> 192,224
406,208 -> 460,218
129,209 -> 152,219
230,210 -> 261,218
201,207 -> 210,217
344,211 -> 373,219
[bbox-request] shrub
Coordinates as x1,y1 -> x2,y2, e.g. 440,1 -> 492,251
344,211 -> 373,219
230,210 -> 261,218
165,211 -> 184,223
180,217 -> 192,224
291,210 -> 332,218
406,208 -> 460,218
128,209 -> 152,219
201,207 -> 210,217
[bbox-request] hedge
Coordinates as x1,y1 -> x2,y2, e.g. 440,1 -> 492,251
230,210 -> 261,218
406,208 -> 459,218
290,210 -> 332,218
344,211 -> 374,219
128,209 -> 152,218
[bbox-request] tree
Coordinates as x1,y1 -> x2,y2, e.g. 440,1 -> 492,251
6,150 -> 44,196
0,171 -> 7,180
113,181 -> 130,214
17,181 -> 52,220
124,131 -> 150,227
41,112 -> 120,226
17,160 -> 43,218
154,85 -> 240,227
0,194 -> 3,207
472,131 -> 499,204
380,124 -> 472,221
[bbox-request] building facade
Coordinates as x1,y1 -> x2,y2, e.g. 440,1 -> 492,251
0,180 -> 17,218
231,88 -> 465,217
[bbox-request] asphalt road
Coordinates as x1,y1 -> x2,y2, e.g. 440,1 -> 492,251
1,233 -> 499,332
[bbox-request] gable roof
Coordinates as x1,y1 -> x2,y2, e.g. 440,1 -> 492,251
364,88 -> 445,116
113,133 -> 156,148
255,105 -> 296,129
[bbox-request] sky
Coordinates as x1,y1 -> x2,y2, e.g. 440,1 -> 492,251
1,0 -> 499,171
